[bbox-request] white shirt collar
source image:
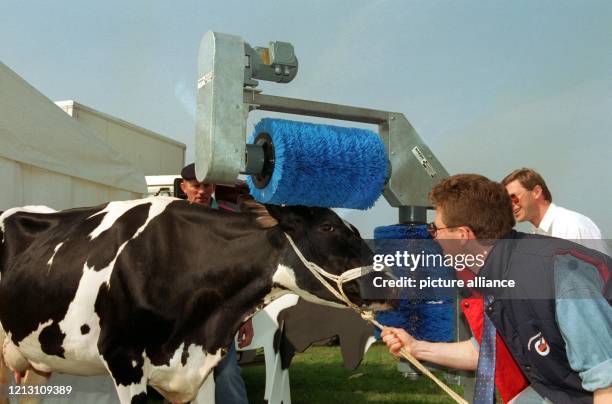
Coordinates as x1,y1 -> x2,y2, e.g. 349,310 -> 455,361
537,202 -> 557,234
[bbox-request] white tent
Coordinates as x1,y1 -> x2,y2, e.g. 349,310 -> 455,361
0,61 -> 146,210
0,61 -> 152,404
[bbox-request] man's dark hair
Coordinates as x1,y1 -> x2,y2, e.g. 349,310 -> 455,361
430,174 -> 515,239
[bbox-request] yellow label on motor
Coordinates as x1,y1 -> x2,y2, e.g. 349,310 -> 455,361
259,48 -> 271,65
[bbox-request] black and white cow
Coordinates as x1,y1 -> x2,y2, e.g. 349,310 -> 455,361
0,197 -> 390,403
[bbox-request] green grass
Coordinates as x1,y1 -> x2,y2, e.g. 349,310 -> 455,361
242,343 -> 464,403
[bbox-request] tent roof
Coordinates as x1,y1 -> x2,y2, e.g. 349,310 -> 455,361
0,62 -> 146,194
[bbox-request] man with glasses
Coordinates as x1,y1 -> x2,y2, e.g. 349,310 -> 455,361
382,174 -> 612,404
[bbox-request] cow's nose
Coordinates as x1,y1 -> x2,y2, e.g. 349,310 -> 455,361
379,269 -> 401,302
344,282 -> 360,296
388,289 -> 401,307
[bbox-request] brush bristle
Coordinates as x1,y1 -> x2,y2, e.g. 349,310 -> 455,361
373,223 -> 456,342
247,118 -> 388,209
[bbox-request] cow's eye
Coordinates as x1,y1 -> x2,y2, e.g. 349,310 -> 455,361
320,224 -> 335,232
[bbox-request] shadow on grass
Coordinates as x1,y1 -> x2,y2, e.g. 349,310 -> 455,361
242,344 -> 463,404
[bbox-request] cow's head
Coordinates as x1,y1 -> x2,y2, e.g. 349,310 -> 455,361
242,199 -> 396,311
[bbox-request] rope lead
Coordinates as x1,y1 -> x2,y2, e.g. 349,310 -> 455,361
284,233 -> 468,404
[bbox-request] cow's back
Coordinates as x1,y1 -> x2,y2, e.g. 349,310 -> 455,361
1,205 -> 99,268
0,200 -> 166,367
0,198 -> 275,375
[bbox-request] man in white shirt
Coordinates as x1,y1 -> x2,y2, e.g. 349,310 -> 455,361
502,168 -> 608,253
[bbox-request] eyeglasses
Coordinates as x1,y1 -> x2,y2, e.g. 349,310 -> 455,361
427,222 -> 459,238
508,191 -> 525,204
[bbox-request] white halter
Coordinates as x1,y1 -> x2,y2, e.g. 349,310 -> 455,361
283,233 -> 374,310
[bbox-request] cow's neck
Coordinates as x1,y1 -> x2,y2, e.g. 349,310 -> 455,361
173,220 -> 282,353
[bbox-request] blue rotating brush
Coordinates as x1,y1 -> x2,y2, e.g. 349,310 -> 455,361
374,223 -> 455,342
246,118 -> 388,209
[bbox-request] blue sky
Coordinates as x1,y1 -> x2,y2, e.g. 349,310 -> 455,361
1,0 -> 610,236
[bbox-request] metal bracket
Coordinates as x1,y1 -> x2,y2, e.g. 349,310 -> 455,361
196,31 -> 247,183
243,91 -> 449,208
196,30 -> 449,207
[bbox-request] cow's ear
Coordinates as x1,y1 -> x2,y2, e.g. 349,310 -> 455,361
238,195 -> 278,228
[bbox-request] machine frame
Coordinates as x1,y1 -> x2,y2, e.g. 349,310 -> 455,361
195,30 -> 474,400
